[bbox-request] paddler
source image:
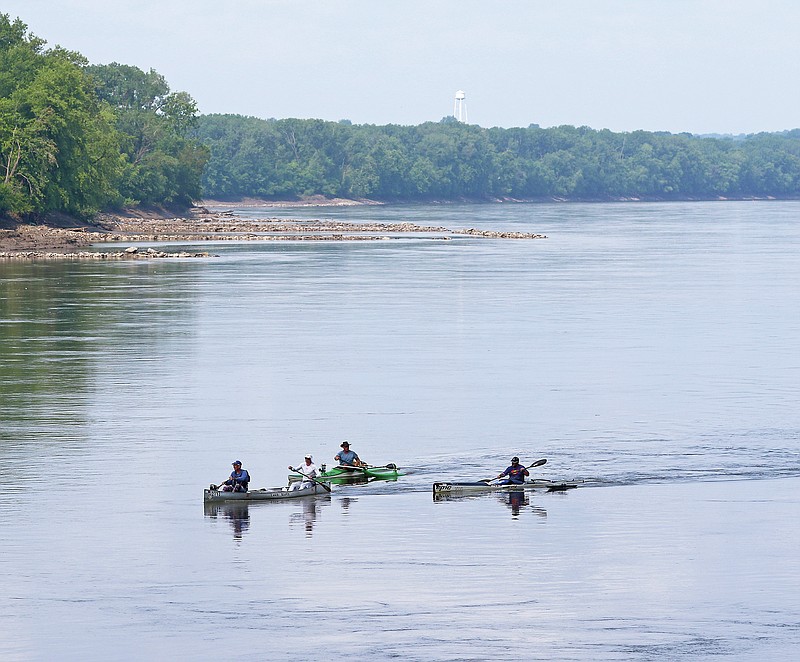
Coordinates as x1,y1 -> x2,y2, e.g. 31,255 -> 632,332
494,456 -> 530,485
334,441 -> 363,467
288,454 -> 319,491
219,460 -> 250,492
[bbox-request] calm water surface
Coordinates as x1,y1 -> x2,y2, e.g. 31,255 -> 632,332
1,201 -> 799,660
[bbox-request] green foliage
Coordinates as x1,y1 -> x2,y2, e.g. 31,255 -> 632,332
86,63 -> 208,207
0,15 -> 207,219
0,15 -> 120,217
195,115 -> 800,202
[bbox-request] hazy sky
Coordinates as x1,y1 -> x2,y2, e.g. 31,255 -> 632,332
4,0 -> 799,134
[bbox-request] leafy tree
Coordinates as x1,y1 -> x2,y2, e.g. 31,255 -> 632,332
1,15 -> 120,217
86,62 -> 208,207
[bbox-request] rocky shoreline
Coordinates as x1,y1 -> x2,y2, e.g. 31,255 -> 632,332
0,205 -> 546,259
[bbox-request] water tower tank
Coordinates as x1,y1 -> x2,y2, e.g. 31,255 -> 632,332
453,90 -> 468,122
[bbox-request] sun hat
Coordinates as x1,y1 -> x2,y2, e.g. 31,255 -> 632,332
340,441 -> 350,447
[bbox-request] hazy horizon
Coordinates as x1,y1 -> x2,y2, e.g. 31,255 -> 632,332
4,1 -> 800,135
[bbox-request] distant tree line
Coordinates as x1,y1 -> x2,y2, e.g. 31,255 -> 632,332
195,114 -> 800,202
0,15 -> 207,219
4,13 -> 800,222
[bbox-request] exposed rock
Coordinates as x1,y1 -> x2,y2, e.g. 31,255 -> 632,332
0,250 -> 216,260
1,205 -> 546,259
454,228 -> 548,239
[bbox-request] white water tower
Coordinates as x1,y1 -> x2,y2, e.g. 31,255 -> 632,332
453,90 -> 468,123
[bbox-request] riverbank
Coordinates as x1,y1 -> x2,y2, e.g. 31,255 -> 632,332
0,204 -> 546,258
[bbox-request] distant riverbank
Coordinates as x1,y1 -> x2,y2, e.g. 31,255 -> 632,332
202,194 -> 796,208
5,192 -> 798,258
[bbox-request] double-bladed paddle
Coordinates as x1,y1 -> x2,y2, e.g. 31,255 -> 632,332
481,458 -> 547,483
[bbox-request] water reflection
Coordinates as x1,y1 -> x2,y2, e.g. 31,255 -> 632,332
203,495 -> 333,540
433,490 -> 550,519
288,496 -> 331,537
0,261 -> 197,477
495,491 -> 548,519
204,502 -> 251,541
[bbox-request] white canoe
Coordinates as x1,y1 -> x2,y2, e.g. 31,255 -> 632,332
204,483 -> 331,502
432,479 -> 582,495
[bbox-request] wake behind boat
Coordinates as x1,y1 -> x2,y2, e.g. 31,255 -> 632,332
204,482 -> 331,502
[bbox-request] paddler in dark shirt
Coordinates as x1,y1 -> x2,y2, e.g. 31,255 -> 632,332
219,460 -> 250,492
495,456 -> 529,485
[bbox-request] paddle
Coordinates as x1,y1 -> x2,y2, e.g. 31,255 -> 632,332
289,467 -> 332,493
333,464 -> 368,473
481,458 -> 547,484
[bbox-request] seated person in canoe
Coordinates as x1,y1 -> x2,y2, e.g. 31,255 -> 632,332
288,453 -> 319,491
494,456 -> 529,485
334,441 -> 364,467
218,460 -> 250,492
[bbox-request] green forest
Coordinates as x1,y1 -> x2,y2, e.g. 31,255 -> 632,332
195,115 -> 800,202
3,13 -> 800,221
0,15 -> 207,219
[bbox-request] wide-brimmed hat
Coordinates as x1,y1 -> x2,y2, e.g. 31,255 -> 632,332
340,441 -> 350,448
305,453 -> 313,460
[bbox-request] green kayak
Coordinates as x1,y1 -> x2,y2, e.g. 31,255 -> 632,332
289,463 -> 399,484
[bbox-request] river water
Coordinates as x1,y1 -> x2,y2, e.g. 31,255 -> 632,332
1,201 -> 798,660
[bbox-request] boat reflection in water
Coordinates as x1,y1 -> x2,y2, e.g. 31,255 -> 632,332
495,490 -> 548,519
432,490 -> 549,519
204,495 -> 332,540
204,502 -> 251,541
289,495 -> 332,537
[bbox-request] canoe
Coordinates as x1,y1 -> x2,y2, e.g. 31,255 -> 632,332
288,464 -> 400,484
204,483 -> 331,502
432,479 -> 582,495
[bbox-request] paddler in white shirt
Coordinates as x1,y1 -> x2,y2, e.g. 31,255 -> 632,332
288,454 -> 318,491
